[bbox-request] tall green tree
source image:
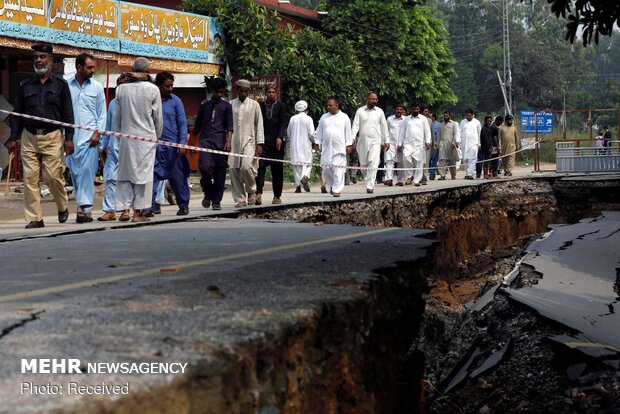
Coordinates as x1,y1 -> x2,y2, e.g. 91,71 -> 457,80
184,0 -> 295,77
437,0 -> 598,115
317,0 -> 457,107
183,0 -> 363,116
280,29 -> 364,117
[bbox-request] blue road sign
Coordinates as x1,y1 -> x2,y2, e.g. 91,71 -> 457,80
519,111 -> 554,134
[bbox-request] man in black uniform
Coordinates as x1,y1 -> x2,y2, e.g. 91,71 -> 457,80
489,116 -> 503,177
7,43 -> 73,228
480,115 -> 493,179
256,85 -> 287,205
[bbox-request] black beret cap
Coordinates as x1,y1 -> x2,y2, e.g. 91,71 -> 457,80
31,43 -> 53,53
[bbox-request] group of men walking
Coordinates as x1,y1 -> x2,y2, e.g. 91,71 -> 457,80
309,93 -> 521,197
8,44 -> 190,228
7,43 -> 521,229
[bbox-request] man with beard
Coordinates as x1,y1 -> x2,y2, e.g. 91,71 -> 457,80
194,76 -> 233,211
229,79 -> 264,208
114,57 -> 163,222
66,53 -> 106,223
499,114 -> 519,176
437,111 -> 460,180
256,85 -> 287,205
8,43 -> 73,229
399,103 -> 431,186
351,92 -> 389,194
315,98 -> 352,197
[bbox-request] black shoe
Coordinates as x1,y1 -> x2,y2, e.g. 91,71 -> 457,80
141,210 -> 155,218
295,186 -> 302,193
301,177 -> 311,192
350,177 -> 357,184
421,181 -> 428,185
321,186 -> 328,194
212,203 -> 222,211
76,212 -> 92,223
153,204 -> 161,214
438,176 -> 446,181
396,182 -> 404,186
25,220 -> 45,229
58,209 -> 68,223
202,196 -> 211,208
176,208 -> 189,216
366,189 -> 373,194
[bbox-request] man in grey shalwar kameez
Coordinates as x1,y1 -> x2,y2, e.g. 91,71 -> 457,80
229,79 -> 264,208
114,57 -> 163,222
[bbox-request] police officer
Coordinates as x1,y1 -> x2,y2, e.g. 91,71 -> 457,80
7,43 -> 74,229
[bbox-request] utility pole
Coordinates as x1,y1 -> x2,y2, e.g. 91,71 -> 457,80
502,0 -> 513,116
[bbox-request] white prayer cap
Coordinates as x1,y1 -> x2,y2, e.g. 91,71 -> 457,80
295,100 -> 308,112
236,79 -> 251,88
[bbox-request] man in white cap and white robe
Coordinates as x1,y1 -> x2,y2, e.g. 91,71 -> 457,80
287,100 -> 315,192
315,98 -> 352,197
229,79 -> 264,207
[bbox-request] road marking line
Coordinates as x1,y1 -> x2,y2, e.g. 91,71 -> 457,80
0,227 -> 396,303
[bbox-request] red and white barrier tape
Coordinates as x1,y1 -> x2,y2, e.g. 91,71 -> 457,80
1,109 -> 539,172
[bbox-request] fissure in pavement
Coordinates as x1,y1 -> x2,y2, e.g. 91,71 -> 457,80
231,176 -> 620,413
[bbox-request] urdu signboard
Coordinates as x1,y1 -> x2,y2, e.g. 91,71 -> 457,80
0,0 -> 221,64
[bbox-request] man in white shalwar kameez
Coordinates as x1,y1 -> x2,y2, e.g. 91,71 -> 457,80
315,98 -> 352,197
385,104 -> 406,186
459,109 -> 481,179
287,100 -> 315,193
229,79 -> 264,207
351,92 -> 389,193
66,53 -> 106,223
398,104 -> 431,186
114,57 -> 163,222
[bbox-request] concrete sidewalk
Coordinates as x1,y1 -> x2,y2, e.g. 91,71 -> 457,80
0,165 -> 561,240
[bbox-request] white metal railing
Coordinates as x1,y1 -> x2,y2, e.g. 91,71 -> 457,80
556,141 -> 620,172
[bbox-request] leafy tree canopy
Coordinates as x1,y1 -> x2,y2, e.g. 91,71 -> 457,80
533,0 -> 620,46
183,0 -> 364,117
318,0 -> 457,108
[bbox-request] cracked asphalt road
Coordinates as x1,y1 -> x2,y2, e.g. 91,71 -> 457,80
0,218 -> 433,413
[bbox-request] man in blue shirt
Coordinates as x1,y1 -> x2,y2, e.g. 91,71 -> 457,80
144,71 -> 190,216
67,53 -> 107,223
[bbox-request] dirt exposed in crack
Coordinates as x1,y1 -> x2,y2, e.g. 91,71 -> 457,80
240,176 -> 620,413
